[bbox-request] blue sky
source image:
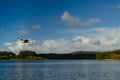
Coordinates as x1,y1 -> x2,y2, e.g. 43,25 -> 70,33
1,0 -> 120,53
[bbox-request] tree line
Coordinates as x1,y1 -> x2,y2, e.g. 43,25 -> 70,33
96,49 -> 120,60
0,51 -> 43,60
1,50 -> 120,60
0,50 -> 97,60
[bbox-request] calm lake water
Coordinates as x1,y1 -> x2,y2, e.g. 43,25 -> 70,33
0,60 -> 120,80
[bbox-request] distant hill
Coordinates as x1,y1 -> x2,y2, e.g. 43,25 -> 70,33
37,51 -> 97,60
70,51 -> 97,54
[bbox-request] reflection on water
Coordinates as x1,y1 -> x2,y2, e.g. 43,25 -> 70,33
0,60 -> 120,80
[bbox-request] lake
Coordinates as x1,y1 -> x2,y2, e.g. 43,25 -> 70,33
0,60 -> 120,80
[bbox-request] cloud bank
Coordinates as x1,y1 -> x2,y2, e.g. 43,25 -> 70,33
4,27 -> 120,54
61,11 -> 101,26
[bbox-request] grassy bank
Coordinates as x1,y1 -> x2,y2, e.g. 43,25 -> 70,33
96,50 -> 120,60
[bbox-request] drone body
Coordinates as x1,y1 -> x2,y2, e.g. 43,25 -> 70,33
17,38 -> 35,43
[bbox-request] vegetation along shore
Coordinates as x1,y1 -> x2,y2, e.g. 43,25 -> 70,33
0,50 -> 120,60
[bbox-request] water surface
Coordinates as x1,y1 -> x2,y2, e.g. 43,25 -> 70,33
0,60 -> 120,80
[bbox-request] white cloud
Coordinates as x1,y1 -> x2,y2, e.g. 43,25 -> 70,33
4,43 -> 12,46
61,11 -> 80,26
18,30 -> 30,35
58,28 -> 96,34
61,11 -> 101,26
18,25 -> 41,36
80,18 -> 101,26
4,39 -> 36,54
4,27 -> 120,54
116,4 -> 120,8
33,25 -> 41,30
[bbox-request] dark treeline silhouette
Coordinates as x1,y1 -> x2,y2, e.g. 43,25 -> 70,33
0,50 -> 42,60
38,51 -> 97,59
3,50 -> 120,60
0,51 -> 16,60
17,50 -> 43,60
0,50 -> 97,60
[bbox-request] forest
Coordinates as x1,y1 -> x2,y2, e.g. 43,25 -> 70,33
96,49 -> 120,60
0,50 -> 96,60
0,50 -> 120,60
38,51 -> 96,60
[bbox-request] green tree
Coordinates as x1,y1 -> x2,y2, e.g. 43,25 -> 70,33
18,50 -> 37,60
0,51 -> 16,60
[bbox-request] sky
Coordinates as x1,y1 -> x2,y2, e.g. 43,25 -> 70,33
1,0 -> 120,54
